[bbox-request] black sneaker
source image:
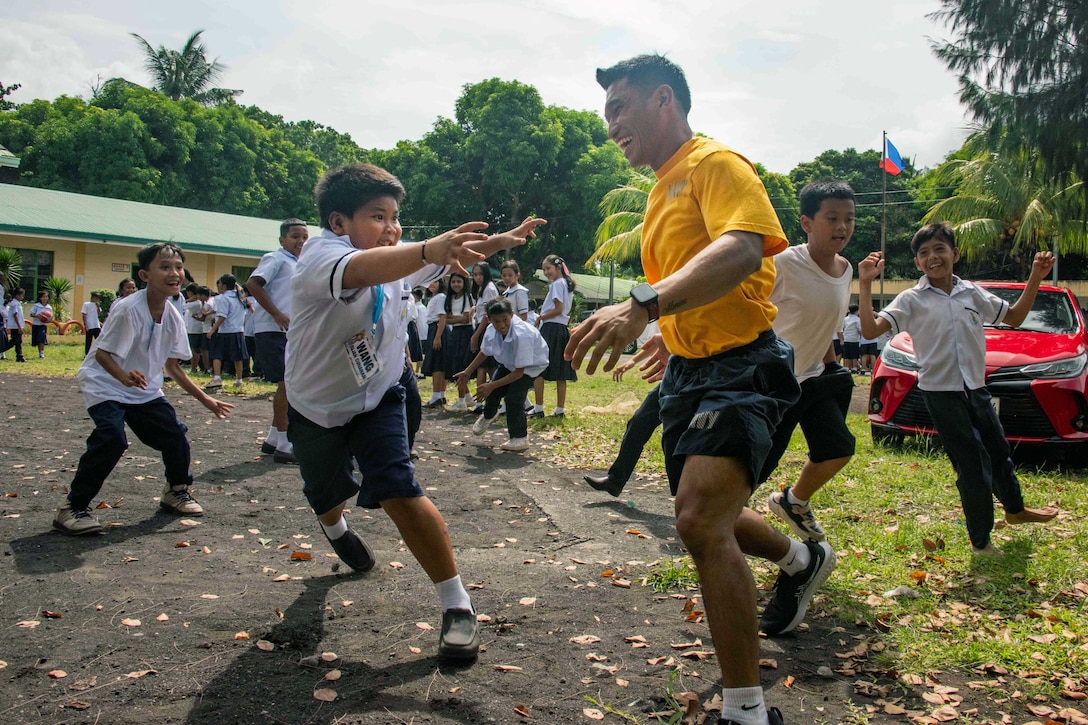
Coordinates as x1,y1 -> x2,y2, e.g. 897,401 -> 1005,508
760,540 -> 836,636
583,473 -> 624,497
272,449 -> 298,465
719,706 -> 784,725
437,608 -> 479,661
260,441 -> 276,455
324,527 -> 375,572
767,486 -> 826,541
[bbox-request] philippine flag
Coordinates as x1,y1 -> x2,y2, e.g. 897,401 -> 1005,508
880,137 -> 904,176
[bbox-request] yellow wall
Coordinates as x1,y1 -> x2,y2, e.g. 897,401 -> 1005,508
0,232 -> 262,321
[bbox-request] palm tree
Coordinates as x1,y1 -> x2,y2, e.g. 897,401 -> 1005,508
131,30 -> 241,105
924,139 -> 1087,279
0,247 -> 21,291
43,277 -> 73,321
588,168 -> 655,268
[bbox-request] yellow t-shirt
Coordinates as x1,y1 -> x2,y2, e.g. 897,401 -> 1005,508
642,137 -> 787,358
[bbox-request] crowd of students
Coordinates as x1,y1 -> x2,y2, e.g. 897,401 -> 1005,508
31,52 -> 1066,725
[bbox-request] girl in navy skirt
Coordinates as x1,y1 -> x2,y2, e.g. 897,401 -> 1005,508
444,273 -> 476,410
421,278 -> 450,407
532,255 -> 577,417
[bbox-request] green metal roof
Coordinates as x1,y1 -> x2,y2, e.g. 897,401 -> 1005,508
0,145 -> 20,169
0,184 -> 318,257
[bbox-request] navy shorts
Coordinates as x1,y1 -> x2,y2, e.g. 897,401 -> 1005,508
188,333 -> 204,356
658,331 -> 800,496
860,342 -> 878,356
287,385 -> 422,515
843,341 -> 860,359
211,331 -> 245,364
31,325 -> 48,346
255,331 -> 287,383
758,362 -> 856,483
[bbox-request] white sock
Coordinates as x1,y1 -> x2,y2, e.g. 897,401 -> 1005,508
786,488 -> 808,506
276,440 -> 293,455
720,686 -> 767,725
321,516 -> 348,540
464,394 -> 475,405
266,428 -> 281,446
428,392 -> 443,403
552,406 -> 565,415
532,405 -> 544,413
434,574 -> 473,612
777,538 -> 811,576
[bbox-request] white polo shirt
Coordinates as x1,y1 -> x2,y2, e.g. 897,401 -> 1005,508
541,279 -> 572,325
502,283 -> 530,317
481,315 -> 550,378
285,230 -> 445,428
214,291 -> 246,334
81,301 -> 102,331
770,244 -> 852,382
184,299 -> 204,335
249,247 -> 299,334
425,293 -> 446,324
77,289 -> 190,408
878,275 -> 1008,392
472,282 -> 498,326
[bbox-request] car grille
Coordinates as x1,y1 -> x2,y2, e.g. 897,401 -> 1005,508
890,368 -> 1058,439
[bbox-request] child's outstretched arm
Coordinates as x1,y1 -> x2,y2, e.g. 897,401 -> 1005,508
454,351 -> 487,386
1004,251 -> 1056,327
858,252 -> 893,341
461,218 -> 547,266
164,358 -> 234,418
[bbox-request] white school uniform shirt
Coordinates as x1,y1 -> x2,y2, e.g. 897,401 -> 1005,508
878,275 -> 1008,392
770,244 -> 852,382
7,299 -> 24,329
503,282 -> 530,318
250,247 -> 299,334
472,282 -> 498,326
447,293 -> 472,327
81,301 -> 101,331
425,293 -> 446,324
480,315 -> 550,378
184,299 -> 204,335
841,313 -> 862,344
77,289 -> 190,408
29,302 -> 51,326
285,229 -> 445,428
0,303 -> 7,329
200,299 -> 216,333
214,291 -> 246,334
540,278 -> 573,325
413,301 -> 427,338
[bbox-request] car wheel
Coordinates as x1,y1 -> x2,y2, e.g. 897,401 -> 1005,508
871,424 -> 903,447
623,341 -> 637,355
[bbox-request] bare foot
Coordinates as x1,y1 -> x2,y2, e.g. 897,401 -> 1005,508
971,543 -> 1002,557
1005,506 -> 1060,524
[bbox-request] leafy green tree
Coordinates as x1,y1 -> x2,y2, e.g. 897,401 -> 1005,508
923,137 -> 1087,279
131,30 -> 241,105
756,164 -> 800,243
244,108 -> 366,170
0,81 -> 20,111
930,0 -> 1088,185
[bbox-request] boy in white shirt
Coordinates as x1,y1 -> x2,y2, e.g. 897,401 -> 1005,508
81,292 -> 102,356
455,297 -> 549,451
859,223 -> 1059,554
4,288 -> 26,362
53,243 -> 234,535
285,163 -> 544,661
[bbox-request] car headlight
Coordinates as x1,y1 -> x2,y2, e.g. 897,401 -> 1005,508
880,345 -> 919,371
1019,353 -> 1087,379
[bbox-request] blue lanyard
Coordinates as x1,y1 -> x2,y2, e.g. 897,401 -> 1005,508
371,285 -> 384,336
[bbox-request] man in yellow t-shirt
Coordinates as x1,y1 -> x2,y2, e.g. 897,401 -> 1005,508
567,55 -> 835,725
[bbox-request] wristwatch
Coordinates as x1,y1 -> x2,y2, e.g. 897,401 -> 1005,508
629,283 -> 660,322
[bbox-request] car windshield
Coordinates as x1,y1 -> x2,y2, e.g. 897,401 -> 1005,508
984,288 -> 1077,334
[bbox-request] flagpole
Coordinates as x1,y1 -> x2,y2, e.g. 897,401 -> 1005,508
880,131 -> 887,310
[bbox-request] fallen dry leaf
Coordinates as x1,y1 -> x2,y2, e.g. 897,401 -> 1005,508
494,664 -> 523,671
48,670 -> 67,679
514,704 -> 531,717
290,551 -> 313,561
256,640 -> 274,651
272,574 -> 290,582
121,618 -> 141,627
313,688 -> 338,702
416,622 -> 434,631
320,651 -> 338,662
233,631 -> 249,640
569,635 -> 601,645
16,621 -> 40,628
156,613 -> 169,622
325,669 -> 342,681
41,610 -> 62,619
179,519 -> 201,527
125,669 -> 157,678
582,708 -> 605,720
519,597 -> 537,606
199,594 -> 219,600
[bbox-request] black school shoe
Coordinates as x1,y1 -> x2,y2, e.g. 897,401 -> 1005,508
323,528 -> 376,572
438,608 -> 480,661
719,706 -> 784,725
760,540 -> 836,636
583,473 -> 624,497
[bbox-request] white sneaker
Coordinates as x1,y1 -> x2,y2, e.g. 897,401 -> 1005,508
450,398 -> 467,411
204,377 -> 223,390
500,438 -> 530,451
497,404 -> 507,415
472,413 -> 497,435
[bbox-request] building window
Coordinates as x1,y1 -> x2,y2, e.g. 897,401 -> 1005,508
233,265 -> 256,285
14,248 -> 53,299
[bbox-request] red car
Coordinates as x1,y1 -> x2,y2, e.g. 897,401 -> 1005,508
868,283 -> 1088,447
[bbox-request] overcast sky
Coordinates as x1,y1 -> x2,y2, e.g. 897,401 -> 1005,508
1,0 -> 974,175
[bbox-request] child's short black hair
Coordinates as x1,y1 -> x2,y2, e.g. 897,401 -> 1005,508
280,218 -> 308,237
137,243 -> 185,271
486,297 -> 513,318
14,288 -> 25,296
90,291 -> 100,300
799,178 -> 855,220
197,286 -> 212,297
184,283 -> 198,295
596,54 -> 692,115
218,273 -> 237,289
412,287 -> 423,300
911,222 -> 956,255
848,304 -> 859,314
314,163 -> 405,229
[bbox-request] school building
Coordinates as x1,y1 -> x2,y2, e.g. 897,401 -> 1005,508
0,184 -> 318,320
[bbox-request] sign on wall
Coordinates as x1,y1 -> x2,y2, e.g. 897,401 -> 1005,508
111,263 -> 130,273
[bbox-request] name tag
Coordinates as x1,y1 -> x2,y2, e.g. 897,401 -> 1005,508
344,332 -> 381,386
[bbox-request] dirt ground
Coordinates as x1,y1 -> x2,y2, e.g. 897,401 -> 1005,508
0,372 -> 1062,725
